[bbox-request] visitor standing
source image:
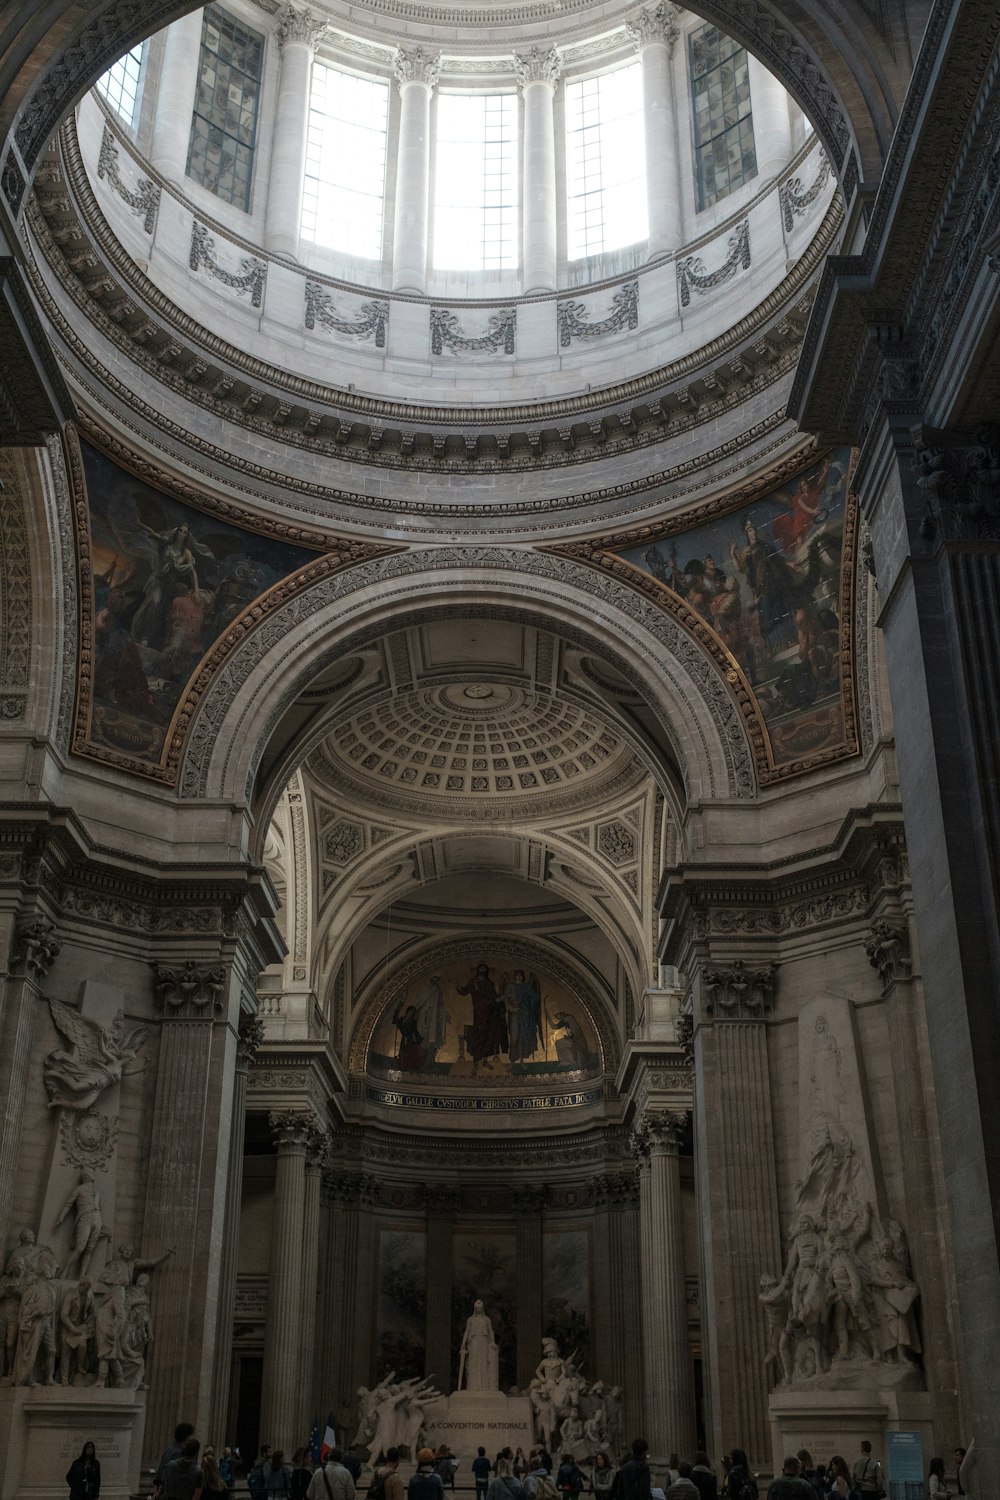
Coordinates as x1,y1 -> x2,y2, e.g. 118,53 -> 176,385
618,1441 -> 652,1500
851,1443 -> 884,1500
765,1457 -> 813,1500
826,1457 -> 855,1499
488,1455 -> 523,1500
474,1449 -> 493,1500
666,1465 -> 700,1499
219,1450 -> 235,1496
161,1438 -> 205,1500
155,1426 -> 197,1499
690,1454 -> 718,1500
408,1450 -> 445,1500
928,1458 -> 950,1497
556,1454 -> 586,1500
524,1454 -> 557,1500
513,1451 -> 530,1481
201,1450 -> 228,1500
591,1453 -> 617,1498
343,1453 -> 363,1486
954,1449 -> 967,1497
371,1447 -> 405,1500
306,1449 -> 356,1500
249,1449 -> 274,1500
722,1450 -> 757,1500
265,1451 -> 293,1500
289,1450 -> 313,1500
66,1441 -> 101,1500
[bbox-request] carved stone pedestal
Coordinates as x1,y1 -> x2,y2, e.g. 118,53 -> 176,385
768,1388 -> 933,1478
0,1385 -> 145,1500
421,1392 -> 534,1464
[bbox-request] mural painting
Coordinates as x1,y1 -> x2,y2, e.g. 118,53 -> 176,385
74,438 -> 321,769
451,1232 -> 517,1391
543,1229 -> 591,1375
368,954 -> 602,1083
376,1228 -> 427,1381
616,447 -> 855,767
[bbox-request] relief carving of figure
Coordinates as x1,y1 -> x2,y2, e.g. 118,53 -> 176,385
120,1273 -> 153,1389
95,1243 -> 172,1389
14,1244 -> 60,1386
43,999 -> 146,1112
866,1228 -> 921,1365
59,1278 -> 96,1385
56,1172 -> 106,1278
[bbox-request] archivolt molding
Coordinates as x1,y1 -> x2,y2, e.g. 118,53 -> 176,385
0,449 -> 32,722
178,552 -> 756,809
347,931 -> 621,1082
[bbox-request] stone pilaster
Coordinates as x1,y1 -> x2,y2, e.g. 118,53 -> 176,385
513,1183 -> 546,1387
593,1172 -> 643,1439
0,917 -> 60,1250
264,6 -> 329,258
692,960 -> 781,1469
350,1173 -> 379,1387
631,1113 -> 694,1458
514,49 -> 560,292
149,10 -> 204,183
260,1110 -> 317,1448
423,1184 -> 458,1388
300,1123 -> 328,1422
319,1169 -> 362,1419
626,4 -> 681,259
210,1010 -> 265,1441
391,48 -> 440,292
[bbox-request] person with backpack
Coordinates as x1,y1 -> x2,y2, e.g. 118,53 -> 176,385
248,1450 -> 273,1500
525,1456 -> 558,1500
306,1448 -> 356,1500
435,1447 -> 458,1492
556,1455 -> 586,1500
722,1450 -> 757,1500
618,1441 -> 652,1500
489,1455 -> 523,1500
369,1446 -> 404,1500
289,1451 -> 313,1500
408,1450 -> 445,1500
264,1451 -> 293,1500
826,1457 -> 857,1500
155,1426 -> 197,1500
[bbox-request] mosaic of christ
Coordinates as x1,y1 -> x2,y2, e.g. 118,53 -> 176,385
367,956 -> 602,1082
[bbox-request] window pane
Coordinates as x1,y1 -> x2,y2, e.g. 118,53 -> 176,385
186,4 -> 264,211
300,63 -> 389,259
564,61 -> 646,259
689,22 -> 757,211
95,43 -> 144,127
433,92 -> 518,271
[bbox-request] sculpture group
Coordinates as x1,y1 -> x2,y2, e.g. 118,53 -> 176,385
529,1336 -> 623,1459
353,1372 -> 445,1458
0,1207 -> 171,1389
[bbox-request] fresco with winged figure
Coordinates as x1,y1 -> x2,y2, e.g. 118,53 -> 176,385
367,953 -> 602,1083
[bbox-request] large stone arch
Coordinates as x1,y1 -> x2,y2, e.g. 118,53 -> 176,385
176,548 -> 757,817
0,0 -> 932,222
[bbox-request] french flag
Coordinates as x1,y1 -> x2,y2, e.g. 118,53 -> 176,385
321,1412 -> 337,1462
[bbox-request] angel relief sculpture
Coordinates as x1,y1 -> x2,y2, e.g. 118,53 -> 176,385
43,999 -> 147,1112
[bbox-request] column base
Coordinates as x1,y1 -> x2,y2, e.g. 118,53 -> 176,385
0,1385 -> 146,1500
768,1387 -> 933,1478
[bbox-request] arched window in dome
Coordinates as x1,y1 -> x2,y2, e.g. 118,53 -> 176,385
186,5 -> 264,211
300,62 -> 389,259
564,61 -> 647,259
689,22 -> 757,211
432,91 -> 519,271
95,43 -> 145,127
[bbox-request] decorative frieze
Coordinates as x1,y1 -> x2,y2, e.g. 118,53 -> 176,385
512,1183 -> 547,1212
421,1183 -> 460,1213
96,122 -> 159,234
557,281 -> 638,348
431,306 -> 516,356
702,959 -> 776,1020
153,959 -> 227,1018
189,221 -> 266,308
304,282 -> 389,347
779,147 -> 831,232
677,219 -> 751,308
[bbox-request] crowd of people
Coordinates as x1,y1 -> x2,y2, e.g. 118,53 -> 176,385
62,1422 -> 973,1500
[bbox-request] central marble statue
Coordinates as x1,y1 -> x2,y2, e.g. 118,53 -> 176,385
457,1298 -> 500,1391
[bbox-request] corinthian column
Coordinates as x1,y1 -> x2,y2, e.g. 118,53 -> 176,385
423,1185 -> 458,1390
149,10 -> 204,183
264,5 -> 328,259
631,1112 -> 694,1458
0,919 -> 60,1252
300,1125 -> 327,1423
260,1111 -> 316,1447
513,1184 -> 546,1385
514,49 -> 560,292
626,4 -> 682,260
391,48 -> 440,292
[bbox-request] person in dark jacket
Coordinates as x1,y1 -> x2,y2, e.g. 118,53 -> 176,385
618,1441 -> 652,1500
66,1442 -> 101,1500
723,1450 -> 755,1499
690,1455 -> 718,1500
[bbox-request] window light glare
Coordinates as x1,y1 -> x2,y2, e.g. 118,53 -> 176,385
95,44 -> 144,127
565,62 -> 647,260
433,93 -> 518,271
301,63 -> 390,259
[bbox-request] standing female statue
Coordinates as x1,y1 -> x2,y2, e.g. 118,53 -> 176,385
458,1300 -> 500,1391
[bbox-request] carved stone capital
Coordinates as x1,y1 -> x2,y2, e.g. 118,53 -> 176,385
269,1109 -> 318,1154
865,919 -> 913,986
608,1171 -> 640,1209
914,424 -> 1000,544
628,1127 -> 650,1165
513,47 -> 561,89
305,1123 -> 330,1171
277,3 -> 328,49
12,917 -> 60,979
421,1182 -> 460,1214
395,47 -> 441,90
153,959 -> 227,1019
324,1168 -> 362,1205
702,959 -> 776,1020
638,1108 -> 687,1154
512,1183 -> 547,1213
626,3 -> 681,54
358,1172 -> 379,1208
676,1012 -> 694,1068
235,1011 -> 265,1071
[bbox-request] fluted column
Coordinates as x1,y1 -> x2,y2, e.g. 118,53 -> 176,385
627,4 -> 682,260
514,49 -> 560,293
149,9 -> 203,183
632,1113 -> 694,1459
211,1012 -> 264,1442
514,1184 -> 546,1386
747,52 -> 793,179
261,1111 -> 316,1449
351,1175 -> 379,1387
423,1185 -> 458,1389
606,1174 -> 644,1440
264,5 -> 327,259
300,1126 -> 327,1423
391,48 -> 440,292
0,919 -> 60,1251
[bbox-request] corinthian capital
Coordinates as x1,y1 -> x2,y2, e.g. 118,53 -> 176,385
153,959 -> 227,1018
269,1109 -> 319,1153
513,47 -> 561,89
12,917 -> 60,979
640,1108 -> 687,1153
395,47 -> 442,90
626,2 -> 682,53
277,3 -> 328,49
703,959 -> 776,1020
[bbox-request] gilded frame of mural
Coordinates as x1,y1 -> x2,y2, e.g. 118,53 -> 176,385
65,419 -> 394,786
554,445 -> 860,785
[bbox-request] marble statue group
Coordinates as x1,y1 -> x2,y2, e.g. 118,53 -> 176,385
529,1335 -> 623,1459
353,1372 -> 444,1457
